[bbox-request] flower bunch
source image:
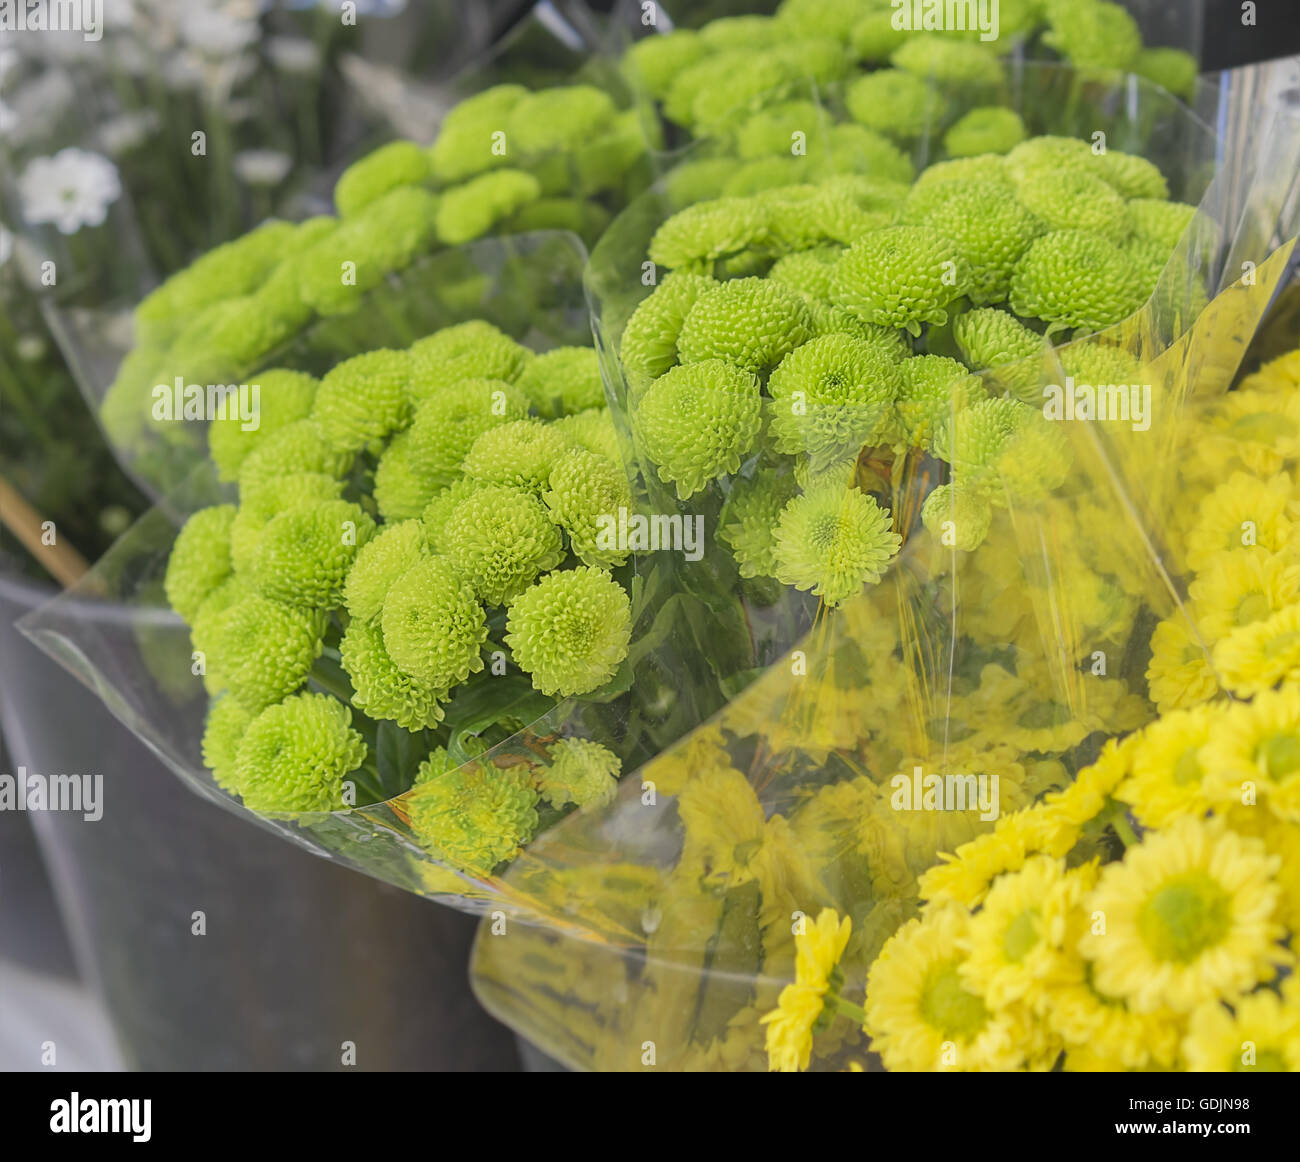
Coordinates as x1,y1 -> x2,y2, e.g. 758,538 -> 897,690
166,318 -> 636,879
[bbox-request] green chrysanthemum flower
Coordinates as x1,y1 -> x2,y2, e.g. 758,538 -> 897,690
1127,198 -> 1197,251
208,369 -> 318,482
407,320 -> 532,401
777,0 -> 868,43
822,123 -> 916,183
688,56 -> 806,138
297,186 -> 440,316
771,37 -> 854,86
189,577 -> 249,695
772,484 -> 901,606
920,482 -> 993,551
1003,134 -> 1093,184
1134,47 -> 1199,100
844,69 -> 942,141
340,617 -> 448,732
236,693 -> 367,814
1014,169 -> 1128,243
229,473 -> 343,573
768,246 -> 844,300
311,348 -> 412,453
850,10 -> 909,63
134,220 -> 298,346
428,84 -> 527,183
636,359 -> 763,499
201,695 -> 253,794
441,484 -> 564,606
723,156 -> 816,198
508,196 -> 610,244
623,30 -> 707,100
933,396 -> 1070,501
344,519 -> 429,625
662,49 -> 752,128
463,419 -> 571,493
405,378 -> 530,490
831,225 -> 971,336
552,407 -> 622,465
720,471 -> 799,579
372,431 -> 437,523
165,505 -> 237,624
539,738 -> 621,809
544,448 -> 633,568
811,306 -> 910,359
943,107 -> 1028,158
699,14 -> 785,51
1057,341 -> 1143,395
649,197 -> 769,272
1043,0 -> 1141,72
619,271 -> 717,382
890,36 -> 1002,87
676,276 -> 815,372
163,294 -> 294,384
505,566 -> 632,697
664,156 -> 737,208
1009,229 -> 1145,332
952,307 -> 1048,402
1094,149 -> 1169,201
735,100 -> 825,160
514,347 -> 604,418
506,85 -> 617,158
901,180 -> 1043,305
767,333 -> 903,467
758,184 -> 894,254
334,141 -> 430,218
249,499 -> 375,609
436,169 -> 542,246
914,152 -> 1012,191
204,594 -> 326,712
422,478 -> 481,550
380,556 -> 488,687
893,354 -> 988,450
404,758 -> 539,874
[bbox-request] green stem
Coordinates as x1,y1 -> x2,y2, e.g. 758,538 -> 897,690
1112,813 -> 1140,848
829,994 -> 866,1026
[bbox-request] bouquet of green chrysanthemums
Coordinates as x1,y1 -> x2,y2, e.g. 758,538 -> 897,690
20,8 -> 1262,930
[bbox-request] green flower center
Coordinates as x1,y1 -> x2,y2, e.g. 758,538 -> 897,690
1258,732 -> 1300,781
1172,746 -> 1203,786
1231,412 -> 1295,443
1137,871 -> 1231,964
919,959 -> 989,1040
810,512 -> 845,553
1234,590 -> 1272,626
1262,630 -> 1300,661
1002,909 -> 1041,962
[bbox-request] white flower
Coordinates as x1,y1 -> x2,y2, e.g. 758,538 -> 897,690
267,36 -> 320,74
18,148 -> 122,234
97,109 -> 161,156
234,148 -> 292,186
180,11 -> 259,56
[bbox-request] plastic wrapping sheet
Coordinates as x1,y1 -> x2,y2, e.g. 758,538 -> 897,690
462,75 -> 1300,1068
17,228 -> 788,909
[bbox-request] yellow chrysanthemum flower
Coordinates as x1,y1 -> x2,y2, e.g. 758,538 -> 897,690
1078,815 -> 1289,1014
1189,548 -> 1300,644
762,983 -> 827,1073
1240,349 -> 1300,395
1051,992 -> 1184,1071
960,857 -> 1094,1010
1146,613 -> 1219,713
865,903 -> 1024,1072
1042,736 -> 1135,828
918,804 -> 1077,908
762,908 -> 853,1073
1199,390 -> 1300,477
1214,603 -> 1300,696
1184,471 -> 1293,574
1183,989 -> 1300,1071
1201,683 -> 1300,823
676,766 -> 767,888
1118,703 -> 1223,828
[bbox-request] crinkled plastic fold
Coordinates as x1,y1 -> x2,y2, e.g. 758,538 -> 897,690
464,75 -> 1300,1069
